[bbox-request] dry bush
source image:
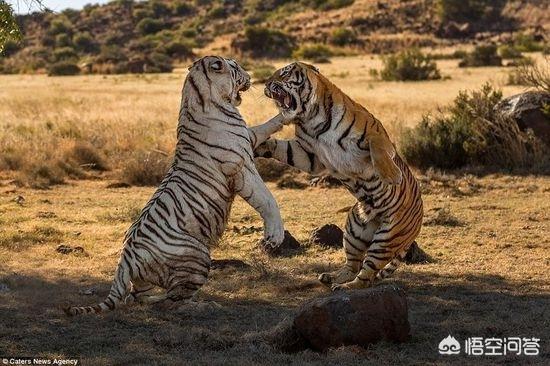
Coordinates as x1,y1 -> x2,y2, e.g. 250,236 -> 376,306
64,141 -> 108,171
424,206 -> 463,227
120,151 -> 171,186
508,58 -> 550,92
401,83 -> 548,172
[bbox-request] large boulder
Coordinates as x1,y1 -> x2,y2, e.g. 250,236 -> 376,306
494,91 -> 550,146
269,286 -> 410,352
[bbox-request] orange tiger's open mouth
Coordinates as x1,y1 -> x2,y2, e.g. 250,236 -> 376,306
265,82 -> 296,110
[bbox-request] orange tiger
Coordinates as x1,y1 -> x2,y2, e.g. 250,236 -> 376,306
256,62 -> 423,290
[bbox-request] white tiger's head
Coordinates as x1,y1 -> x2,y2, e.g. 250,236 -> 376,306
186,56 -> 251,107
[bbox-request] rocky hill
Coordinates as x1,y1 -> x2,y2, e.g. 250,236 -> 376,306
1,0 -> 548,74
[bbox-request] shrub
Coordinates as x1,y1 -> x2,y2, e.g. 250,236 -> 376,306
173,1 -> 196,16
149,0 -> 172,17
136,18 -> 165,35
164,40 -> 193,58
304,0 -> 355,11
207,5 -> 226,19
53,47 -> 77,62
133,8 -> 154,20
513,33 -> 544,52
292,44 -> 333,63
47,61 -> 80,76
2,39 -> 20,57
121,151 -> 171,186
329,28 -> 357,46
55,33 -> 72,48
251,63 -> 276,83
400,83 -> 547,171
381,49 -> 441,81
507,59 -> 550,92
146,52 -> 173,73
64,141 -> 108,171
48,17 -> 73,36
73,32 -> 98,53
97,44 -> 127,63
232,26 -> 296,58
498,44 -> 522,59
458,44 -> 502,67
436,0 -> 499,23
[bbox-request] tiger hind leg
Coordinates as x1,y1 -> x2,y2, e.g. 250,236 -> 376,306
319,206 -> 378,286
332,220 -> 420,291
374,243 -> 411,281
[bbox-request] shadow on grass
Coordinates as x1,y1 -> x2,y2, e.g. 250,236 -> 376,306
0,268 -> 548,365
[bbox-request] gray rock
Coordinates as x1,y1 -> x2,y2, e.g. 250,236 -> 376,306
494,91 -> 550,146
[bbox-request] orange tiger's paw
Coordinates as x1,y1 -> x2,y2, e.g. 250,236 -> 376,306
331,278 -> 372,292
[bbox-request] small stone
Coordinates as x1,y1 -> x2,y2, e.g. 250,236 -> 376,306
309,224 -> 343,248
78,288 -> 95,296
263,230 -> 301,257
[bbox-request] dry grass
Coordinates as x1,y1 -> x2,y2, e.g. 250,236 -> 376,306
0,176 -> 548,364
0,54 -> 549,364
0,55 -> 534,185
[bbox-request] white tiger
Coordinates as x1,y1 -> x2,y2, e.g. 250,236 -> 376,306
64,56 -> 285,315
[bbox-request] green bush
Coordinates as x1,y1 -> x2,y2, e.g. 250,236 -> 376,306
498,44 -> 522,59
149,0 -> 172,17
136,18 -> 165,35
329,28 -> 357,46
133,8 -> 154,20
381,49 -> 441,81
292,44 -> 333,63
164,40 -> 193,58
251,63 -> 276,83
401,83 -> 547,171
147,52 -> 173,73
173,1 -> 196,16
207,5 -> 226,19
513,33 -> 544,52
437,0 -> 500,23
48,17 -> 73,36
53,47 -> 78,62
48,61 -> 80,76
2,39 -> 20,57
55,33 -> 72,48
73,32 -> 98,53
304,0 -> 355,11
97,44 -> 127,63
458,44 -> 502,67
232,26 -> 296,58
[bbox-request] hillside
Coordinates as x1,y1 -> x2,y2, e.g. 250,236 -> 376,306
1,0 -> 548,74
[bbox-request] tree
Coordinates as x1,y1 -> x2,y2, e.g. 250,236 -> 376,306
1,0 -> 46,54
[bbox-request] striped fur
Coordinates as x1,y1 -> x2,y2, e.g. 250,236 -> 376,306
256,62 -> 423,290
64,56 -> 285,315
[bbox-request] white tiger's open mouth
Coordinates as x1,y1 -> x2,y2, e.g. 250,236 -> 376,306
235,80 -> 251,105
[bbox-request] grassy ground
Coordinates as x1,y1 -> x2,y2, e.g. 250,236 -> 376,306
0,55 -> 549,365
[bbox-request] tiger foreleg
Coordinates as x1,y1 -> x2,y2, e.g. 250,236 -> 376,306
248,114 -> 284,150
236,168 -> 285,252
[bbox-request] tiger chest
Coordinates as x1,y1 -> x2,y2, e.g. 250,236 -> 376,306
315,132 -> 368,177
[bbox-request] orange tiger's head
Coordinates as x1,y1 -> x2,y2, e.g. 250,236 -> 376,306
264,61 -> 321,119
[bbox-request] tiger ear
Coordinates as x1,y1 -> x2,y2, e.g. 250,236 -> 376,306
368,133 -> 402,185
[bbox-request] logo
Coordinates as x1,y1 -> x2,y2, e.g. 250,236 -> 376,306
439,335 -> 461,355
